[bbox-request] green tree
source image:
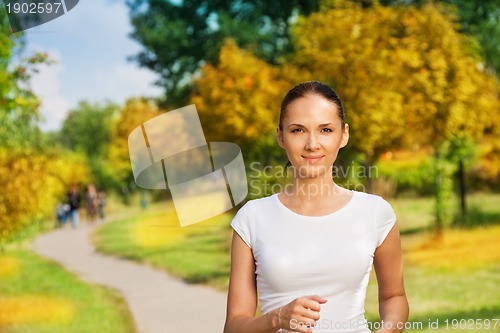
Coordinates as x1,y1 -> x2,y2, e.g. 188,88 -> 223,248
59,101 -> 117,158
127,0 -> 320,106
59,100 -> 118,189
0,12 -> 51,151
453,0 -> 500,74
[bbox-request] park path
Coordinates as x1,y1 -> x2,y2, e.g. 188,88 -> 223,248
32,224 -> 228,333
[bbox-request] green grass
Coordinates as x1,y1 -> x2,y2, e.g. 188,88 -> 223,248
364,265 -> 500,332
0,249 -> 137,333
391,196 -> 436,233
391,192 -> 500,234
94,200 -> 234,290
94,192 -> 500,331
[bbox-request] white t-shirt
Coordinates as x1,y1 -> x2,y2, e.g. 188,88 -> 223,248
230,190 -> 397,333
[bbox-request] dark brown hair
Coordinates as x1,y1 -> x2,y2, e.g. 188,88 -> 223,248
278,81 -> 346,130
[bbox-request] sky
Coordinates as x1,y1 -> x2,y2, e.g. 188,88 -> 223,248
21,0 -> 163,131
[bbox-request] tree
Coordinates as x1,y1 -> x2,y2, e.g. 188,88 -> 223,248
288,3 -> 410,189
190,38 -> 289,163
0,147 -> 91,244
359,0 -> 500,220
473,114 -> 500,191
288,3 -> 499,230
0,12 -> 51,151
374,0 -> 500,74
59,100 -> 117,157
59,100 -> 118,189
455,1 -> 500,74
0,13 -> 91,243
107,98 -> 159,187
127,0 -> 320,106
391,4 -> 499,228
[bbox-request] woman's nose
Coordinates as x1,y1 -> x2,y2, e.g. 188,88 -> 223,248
305,133 -> 320,151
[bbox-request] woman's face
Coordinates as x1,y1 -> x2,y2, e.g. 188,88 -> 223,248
277,93 -> 349,179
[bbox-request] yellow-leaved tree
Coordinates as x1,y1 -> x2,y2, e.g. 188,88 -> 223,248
0,149 -> 90,243
107,98 -> 160,189
287,2 -> 499,229
191,38 -> 289,164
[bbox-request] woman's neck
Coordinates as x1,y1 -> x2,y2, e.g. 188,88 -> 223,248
285,174 -> 342,203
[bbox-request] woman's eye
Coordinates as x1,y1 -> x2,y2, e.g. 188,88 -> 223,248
321,128 -> 333,133
291,128 -> 304,133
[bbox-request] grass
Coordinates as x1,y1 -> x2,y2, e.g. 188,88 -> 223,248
94,192 -> 500,331
404,224 -> 500,270
366,265 -> 500,332
392,192 -> 500,234
0,250 -> 137,333
94,199 -> 235,290
390,196 -> 436,233
364,226 -> 500,332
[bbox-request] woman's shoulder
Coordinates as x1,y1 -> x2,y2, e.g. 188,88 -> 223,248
351,190 -> 396,222
230,194 -> 278,248
238,193 -> 277,211
351,189 -> 392,207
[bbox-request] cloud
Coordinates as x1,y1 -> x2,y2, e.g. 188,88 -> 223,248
94,63 -> 163,104
25,0 -> 162,131
28,48 -> 71,132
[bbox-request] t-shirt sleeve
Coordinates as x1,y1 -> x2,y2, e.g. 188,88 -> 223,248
230,201 -> 255,249
375,196 -> 397,248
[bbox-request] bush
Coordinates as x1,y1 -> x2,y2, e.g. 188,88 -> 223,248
376,155 -> 435,196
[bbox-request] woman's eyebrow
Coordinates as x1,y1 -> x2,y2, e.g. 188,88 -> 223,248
287,123 -> 335,128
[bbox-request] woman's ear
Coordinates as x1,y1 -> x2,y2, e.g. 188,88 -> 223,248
276,126 -> 285,149
340,123 -> 349,148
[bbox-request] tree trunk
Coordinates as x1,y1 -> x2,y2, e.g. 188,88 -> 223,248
434,150 -> 444,234
458,159 -> 467,219
364,159 -> 374,194
433,145 -> 454,234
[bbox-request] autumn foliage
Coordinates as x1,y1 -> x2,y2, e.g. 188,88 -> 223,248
2,2 -> 500,239
288,3 -> 499,162
0,149 -> 90,242
107,98 -> 160,184
191,38 -> 289,154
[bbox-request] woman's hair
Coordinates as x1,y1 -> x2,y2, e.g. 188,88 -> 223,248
278,81 -> 345,130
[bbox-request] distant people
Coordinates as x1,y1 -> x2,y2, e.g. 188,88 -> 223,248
55,201 -> 70,227
140,190 -> 149,210
97,191 -> 106,223
85,183 -> 99,224
67,184 -> 81,228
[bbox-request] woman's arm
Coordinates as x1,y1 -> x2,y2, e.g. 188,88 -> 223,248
373,223 -> 409,333
224,232 -> 324,333
223,231 -> 281,333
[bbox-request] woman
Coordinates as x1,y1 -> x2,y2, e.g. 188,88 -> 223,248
224,81 -> 408,333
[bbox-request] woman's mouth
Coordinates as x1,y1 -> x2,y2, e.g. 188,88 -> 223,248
302,155 -> 324,164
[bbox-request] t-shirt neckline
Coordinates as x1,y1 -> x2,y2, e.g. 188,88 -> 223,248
273,190 -> 357,220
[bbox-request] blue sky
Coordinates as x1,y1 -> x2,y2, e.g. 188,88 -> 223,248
22,0 -> 162,131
